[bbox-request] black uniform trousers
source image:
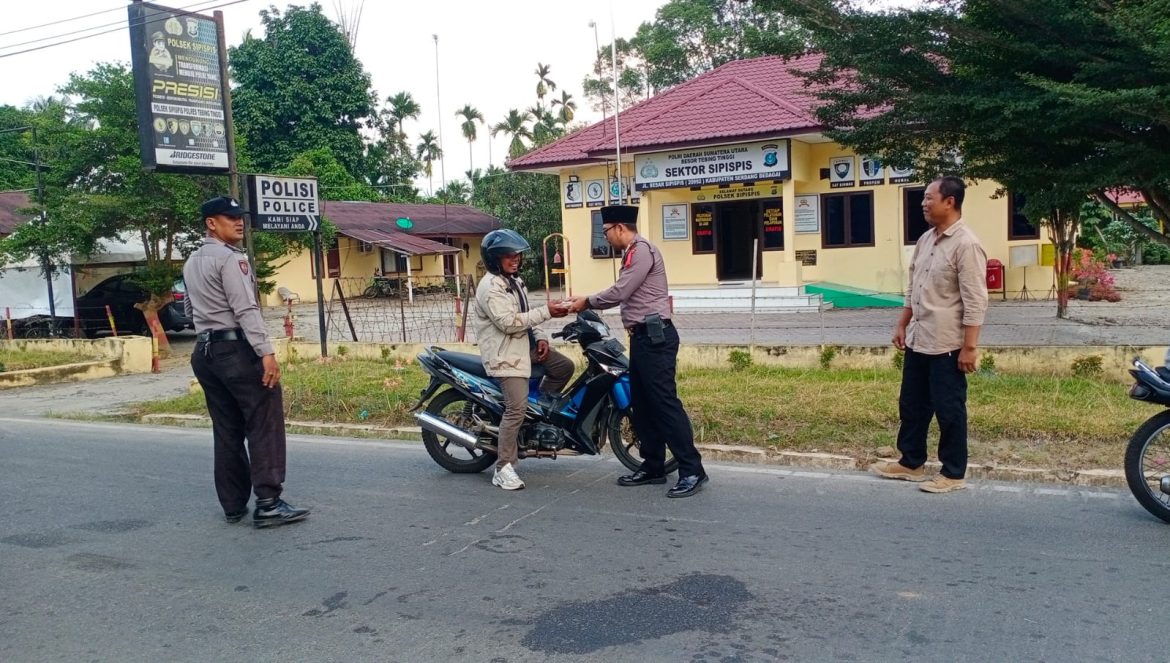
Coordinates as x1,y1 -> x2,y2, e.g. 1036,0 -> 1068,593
191,339 -> 287,511
896,347 -> 968,479
628,323 -> 705,478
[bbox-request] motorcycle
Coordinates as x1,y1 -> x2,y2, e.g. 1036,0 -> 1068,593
1124,358 -> 1170,523
410,310 -> 678,475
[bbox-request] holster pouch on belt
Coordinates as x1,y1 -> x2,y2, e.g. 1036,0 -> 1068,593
645,313 -> 666,344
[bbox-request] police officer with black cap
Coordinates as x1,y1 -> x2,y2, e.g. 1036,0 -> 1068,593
567,205 -> 708,498
184,195 -> 309,527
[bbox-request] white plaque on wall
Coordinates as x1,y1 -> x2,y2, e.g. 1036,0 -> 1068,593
662,204 -> 688,240
1009,244 -> 1039,268
795,194 -> 820,233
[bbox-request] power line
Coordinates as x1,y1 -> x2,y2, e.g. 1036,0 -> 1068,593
0,0 -> 232,53
0,2 -> 128,38
0,0 -> 252,60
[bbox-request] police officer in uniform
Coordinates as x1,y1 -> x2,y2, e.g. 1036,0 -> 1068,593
184,196 -> 309,527
568,205 -> 708,498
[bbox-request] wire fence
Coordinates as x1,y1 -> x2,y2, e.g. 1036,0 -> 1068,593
323,275 -> 476,344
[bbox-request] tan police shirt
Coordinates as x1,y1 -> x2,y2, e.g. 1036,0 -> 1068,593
182,237 -> 274,357
905,219 -> 989,355
587,235 -> 672,330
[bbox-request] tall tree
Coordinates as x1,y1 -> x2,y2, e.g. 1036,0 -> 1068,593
230,4 -> 375,179
434,180 -> 470,204
764,0 -> 1170,317
384,91 -> 421,149
534,63 -> 557,102
455,104 -> 484,172
551,91 -> 577,125
491,110 -> 534,159
416,130 -> 442,195
527,104 -> 562,145
470,167 -> 560,288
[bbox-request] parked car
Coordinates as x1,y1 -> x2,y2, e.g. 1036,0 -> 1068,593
75,274 -> 192,338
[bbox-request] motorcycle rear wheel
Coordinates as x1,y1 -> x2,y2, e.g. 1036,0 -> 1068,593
1124,409 -> 1170,523
607,408 -> 680,475
422,389 -> 498,474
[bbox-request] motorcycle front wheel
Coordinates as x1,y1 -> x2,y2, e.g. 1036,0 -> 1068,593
607,408 -> 680,475
421,388 -> 498,474
1124,409 -> 1170,523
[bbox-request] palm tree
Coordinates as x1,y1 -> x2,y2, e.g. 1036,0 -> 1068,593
490,109 -> 533,159
455,104 -> 484,172
527,104 -> 560,144
416,130 -> 442,195
385,91 -> 421,149
551,90 -> 577,125
435,180 -> 470,204
534,62 -> 556,102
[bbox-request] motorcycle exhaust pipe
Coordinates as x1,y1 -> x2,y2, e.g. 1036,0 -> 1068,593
414,411 -> 479,451
1161,476 -> 1170,496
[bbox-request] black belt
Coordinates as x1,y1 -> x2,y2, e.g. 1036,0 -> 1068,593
196,328 -> 245,343
627,319 -> 673,335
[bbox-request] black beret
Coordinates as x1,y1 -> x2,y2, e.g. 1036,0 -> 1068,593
200,195 -> 249,219
600,204 -> 639,225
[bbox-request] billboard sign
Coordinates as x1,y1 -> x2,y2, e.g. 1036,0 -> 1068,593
128,3 -> 229,173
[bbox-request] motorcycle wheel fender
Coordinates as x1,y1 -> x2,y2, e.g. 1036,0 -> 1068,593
566,372 -> 618,454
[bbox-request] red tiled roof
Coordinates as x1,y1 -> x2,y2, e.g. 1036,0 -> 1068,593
343,227 -> 460,256
508,54 -> 825,170
0,191 -> 31,236
1107,189 -> 1145,206
322,200 -> 501,237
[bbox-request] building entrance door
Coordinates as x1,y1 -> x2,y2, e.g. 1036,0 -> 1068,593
716,200 -> 762,281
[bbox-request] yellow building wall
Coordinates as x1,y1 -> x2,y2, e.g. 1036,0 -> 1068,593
557,140 -> 1053,298
263,235 -> 485,306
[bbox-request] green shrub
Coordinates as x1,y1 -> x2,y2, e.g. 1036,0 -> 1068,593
891,349 -> 905,370
728,350 -> 752,371
0,361 -> 5,373
979,353 -> 996,375
819,345 -> 837,370
1071,354 -> 1103,378
381,346 -> 391,360
336,345 -> 349,357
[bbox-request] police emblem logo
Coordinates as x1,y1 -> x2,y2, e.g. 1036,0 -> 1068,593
239,260 -> 250,276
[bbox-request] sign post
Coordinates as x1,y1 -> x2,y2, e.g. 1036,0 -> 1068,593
246,174 -> 326,357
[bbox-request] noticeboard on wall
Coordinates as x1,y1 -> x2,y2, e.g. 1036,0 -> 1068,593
662,204 -> 688,241
760,199 -> 784,250
794,194 -> 819,233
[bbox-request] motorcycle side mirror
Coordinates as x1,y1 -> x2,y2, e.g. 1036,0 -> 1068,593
576,309 -> 603,324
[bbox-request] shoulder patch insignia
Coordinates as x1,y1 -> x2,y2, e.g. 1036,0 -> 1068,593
623,245 -> 637,269
239,260 -> 250,276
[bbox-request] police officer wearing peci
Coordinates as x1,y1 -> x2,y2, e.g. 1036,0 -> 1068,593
184,196 -> 309,528
567,205 -> 708,498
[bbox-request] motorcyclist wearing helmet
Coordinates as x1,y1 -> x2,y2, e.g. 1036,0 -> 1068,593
473,229 -> 572,490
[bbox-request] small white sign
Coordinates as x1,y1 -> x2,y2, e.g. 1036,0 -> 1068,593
563,178 -> 583,209
795,194 -> 820,233
585,179 -> 606,207
889,165 -> 915,184
859,156 -> 884,186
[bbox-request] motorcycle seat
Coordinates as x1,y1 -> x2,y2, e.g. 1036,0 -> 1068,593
436,350 -> 547,381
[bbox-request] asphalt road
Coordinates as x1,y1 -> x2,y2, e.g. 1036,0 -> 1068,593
3,417 -> 1169,662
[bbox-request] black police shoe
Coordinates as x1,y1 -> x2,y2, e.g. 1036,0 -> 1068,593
666,474 -> 709,498
253,498 -> 310,528
224,508 -> 248,524
617,470 -> 668,487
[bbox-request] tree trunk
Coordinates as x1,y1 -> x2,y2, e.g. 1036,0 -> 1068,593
135,294 -> 171,355
1045,207 -> 1079,319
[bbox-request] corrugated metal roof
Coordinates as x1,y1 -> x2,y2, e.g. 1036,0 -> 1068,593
344,227 -> 460,256
508,54 -> 825,170
322,200 -> 501,236
0,191 -> 31,235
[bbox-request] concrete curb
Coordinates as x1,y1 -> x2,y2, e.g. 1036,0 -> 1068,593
138,413 -> 1126,488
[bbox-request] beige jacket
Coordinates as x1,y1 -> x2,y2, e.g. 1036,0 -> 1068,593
473,273 -> 552,378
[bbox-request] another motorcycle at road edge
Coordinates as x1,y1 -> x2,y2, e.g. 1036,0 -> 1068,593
410,310 -> 679,475
1124,358 -> 1170,523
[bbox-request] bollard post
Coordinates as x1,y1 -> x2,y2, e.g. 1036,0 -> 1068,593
151,333 -> 160,373
453,294 -> 463,342
105,305 -> 118,337
283,300 -> 294,338
4,307 -> 12,340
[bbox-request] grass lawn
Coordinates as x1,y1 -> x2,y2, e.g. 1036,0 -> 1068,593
132,357 -> 1153,470
0,347 -> 96,372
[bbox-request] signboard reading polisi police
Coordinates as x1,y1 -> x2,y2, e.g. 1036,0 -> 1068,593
246,175 -> 321,232
128,2 -> 229,173
634,139 -> 791,191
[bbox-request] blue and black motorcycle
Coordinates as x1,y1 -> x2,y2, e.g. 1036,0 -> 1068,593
411,310 -> 677,475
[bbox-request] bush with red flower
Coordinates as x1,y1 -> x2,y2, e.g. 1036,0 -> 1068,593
1065,248 -> 1121,301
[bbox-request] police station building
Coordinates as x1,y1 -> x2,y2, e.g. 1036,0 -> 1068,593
507,55 -> 1053,309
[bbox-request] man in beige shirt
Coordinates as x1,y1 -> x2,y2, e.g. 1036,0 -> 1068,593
871,176 -> 988,493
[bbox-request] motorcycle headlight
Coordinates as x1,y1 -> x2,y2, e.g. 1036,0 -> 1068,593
600,363 -> 625,376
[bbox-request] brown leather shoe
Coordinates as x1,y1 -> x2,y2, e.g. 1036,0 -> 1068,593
919,476 -> 967,493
